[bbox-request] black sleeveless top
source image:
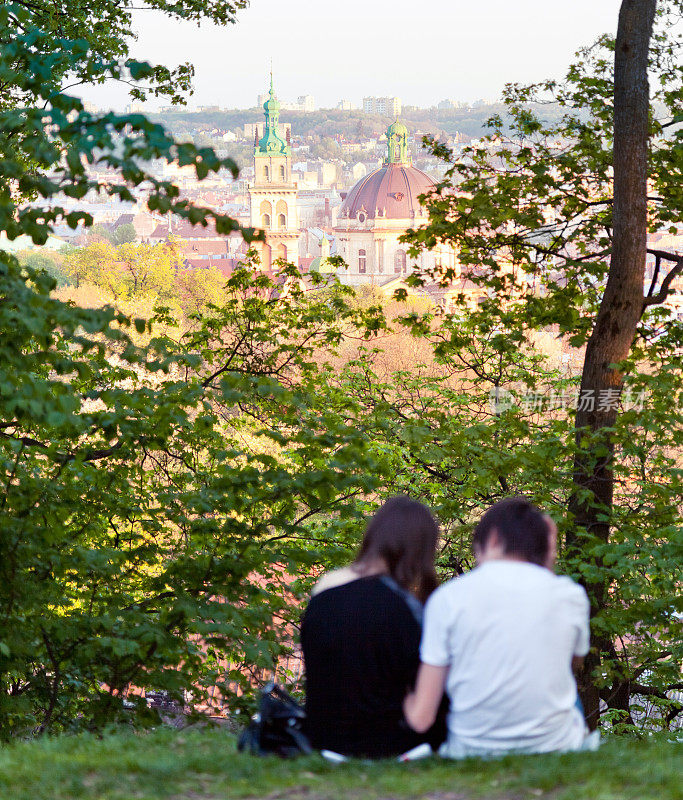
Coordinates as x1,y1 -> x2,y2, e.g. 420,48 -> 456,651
301,575 -> 434,758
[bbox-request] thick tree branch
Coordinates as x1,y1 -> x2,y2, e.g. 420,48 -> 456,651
643,253 -> 683,307
0,431 -> 123,463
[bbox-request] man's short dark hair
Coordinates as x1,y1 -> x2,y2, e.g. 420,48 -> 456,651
473,497 -> 550,566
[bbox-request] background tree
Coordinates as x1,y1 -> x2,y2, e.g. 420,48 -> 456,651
15,248 -> 72,287
64,241 -> 183,301
116,242 -> 179,298
112,223 -> 137,245
175,263 -> 228,313
88,223 -> 116,244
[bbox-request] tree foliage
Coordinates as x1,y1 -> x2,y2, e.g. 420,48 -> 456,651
0,4 -> 383,736
1,0 -> 248,110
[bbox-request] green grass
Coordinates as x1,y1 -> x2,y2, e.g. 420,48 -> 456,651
0,728 -> 680,800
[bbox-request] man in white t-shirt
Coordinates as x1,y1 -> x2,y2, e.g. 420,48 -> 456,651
403,497 -> 591,757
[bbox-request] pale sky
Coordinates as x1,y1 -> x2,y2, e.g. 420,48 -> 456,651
75,0 -> 623,111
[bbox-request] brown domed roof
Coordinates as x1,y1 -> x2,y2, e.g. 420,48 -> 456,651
339,163 -> 435,221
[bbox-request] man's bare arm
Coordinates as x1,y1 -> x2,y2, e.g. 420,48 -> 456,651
403,663 -> 449,733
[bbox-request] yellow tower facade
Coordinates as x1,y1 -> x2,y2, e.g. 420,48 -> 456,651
248,76 -> 299,270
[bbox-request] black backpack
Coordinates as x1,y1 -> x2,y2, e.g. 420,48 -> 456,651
237,682 -> 313,758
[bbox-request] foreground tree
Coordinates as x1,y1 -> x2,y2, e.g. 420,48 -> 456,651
566,0 -> 664,726
0,6 -> 384,736
404,0 -> 682,728
1,0 -> 248,113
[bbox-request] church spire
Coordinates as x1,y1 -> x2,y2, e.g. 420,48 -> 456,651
255,71 -> 290,157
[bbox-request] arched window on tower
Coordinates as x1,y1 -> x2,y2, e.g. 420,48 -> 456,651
394,249 -> 406,274
260,200 -> 272,231
276,199 -> 287,230
279,164 -> 286,180
263,165 -> 269,181
358,249 -> 366,274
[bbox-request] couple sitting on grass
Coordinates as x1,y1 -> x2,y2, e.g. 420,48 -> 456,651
301,496 -> 595,760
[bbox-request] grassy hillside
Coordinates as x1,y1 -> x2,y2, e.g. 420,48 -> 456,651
0,728 -> 680,800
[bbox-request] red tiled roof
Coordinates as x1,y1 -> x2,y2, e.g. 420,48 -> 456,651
150,224 -> 169,239
114,213 -> 135,226
183,257 -> 239,276
181,240 -> 229,256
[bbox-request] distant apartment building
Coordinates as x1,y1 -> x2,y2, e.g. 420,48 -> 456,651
337,99 -> 355,110
296,95 -> 315,112
257,94 -> 314,112
362,96 -> 402,116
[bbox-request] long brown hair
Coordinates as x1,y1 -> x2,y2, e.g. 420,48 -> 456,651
354,496 -> 439,603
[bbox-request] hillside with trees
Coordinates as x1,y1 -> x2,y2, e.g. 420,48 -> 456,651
151,103 -> 565,143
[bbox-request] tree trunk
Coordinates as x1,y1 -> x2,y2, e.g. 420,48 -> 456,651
567,0 -> 656,729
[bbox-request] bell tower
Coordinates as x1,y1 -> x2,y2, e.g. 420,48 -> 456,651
248,72 -> 299,272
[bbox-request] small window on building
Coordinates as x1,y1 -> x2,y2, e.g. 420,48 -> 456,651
279,164 -> 286,180
394,249 -> 406,274
358,249 -> 366,273
278,213 -> 286,229
261,213 -> 271,229
263,165 -> 269,180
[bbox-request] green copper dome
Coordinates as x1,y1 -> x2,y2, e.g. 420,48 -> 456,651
387,119 -> 408,137
263,87 -> 280,114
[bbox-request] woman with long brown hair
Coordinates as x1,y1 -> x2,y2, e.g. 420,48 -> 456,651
300,496 -> 445,758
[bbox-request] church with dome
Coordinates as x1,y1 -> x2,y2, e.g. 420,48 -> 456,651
333,120 -> 458,287
247,79 -> 460,293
